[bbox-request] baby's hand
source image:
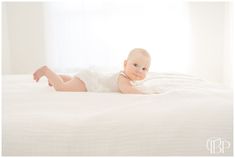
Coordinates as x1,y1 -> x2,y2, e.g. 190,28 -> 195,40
118,75 -> 144,94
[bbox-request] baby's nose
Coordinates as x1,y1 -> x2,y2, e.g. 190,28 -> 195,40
136,68 -> 142,73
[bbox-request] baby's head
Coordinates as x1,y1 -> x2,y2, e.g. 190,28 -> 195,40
124,48 -> 151,81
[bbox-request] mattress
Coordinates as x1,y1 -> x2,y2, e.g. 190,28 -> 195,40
2,74 -> 233,156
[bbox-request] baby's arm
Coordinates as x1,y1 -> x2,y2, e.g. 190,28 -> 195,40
118,75 -> 144,94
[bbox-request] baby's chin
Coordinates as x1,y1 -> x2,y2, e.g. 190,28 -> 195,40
134,77 -> 145,81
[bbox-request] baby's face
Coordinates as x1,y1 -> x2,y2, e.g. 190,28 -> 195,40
124,53 -> 151,81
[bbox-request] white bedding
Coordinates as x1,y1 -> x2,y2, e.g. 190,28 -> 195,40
2,74 -> 233,156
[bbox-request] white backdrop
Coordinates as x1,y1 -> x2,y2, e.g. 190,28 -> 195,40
2,1 -> 233,87
44,0 -> 192,73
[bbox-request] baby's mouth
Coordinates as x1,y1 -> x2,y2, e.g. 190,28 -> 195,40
133,73 -> 141,79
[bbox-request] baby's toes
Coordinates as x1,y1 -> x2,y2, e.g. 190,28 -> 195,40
33,74 -> 37,80
33,74 -> 39,82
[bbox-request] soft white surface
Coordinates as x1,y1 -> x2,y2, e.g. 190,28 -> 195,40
2,74 -> 233,156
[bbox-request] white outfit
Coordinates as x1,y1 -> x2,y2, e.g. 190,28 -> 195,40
74,68 -> 159,94
75,69 -> 121,92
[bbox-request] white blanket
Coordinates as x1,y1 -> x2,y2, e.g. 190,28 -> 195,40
2,74 -> 233,156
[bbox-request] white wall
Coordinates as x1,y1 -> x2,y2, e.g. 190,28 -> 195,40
223,2 -> 233,88
2,2 -> 46,74
188,1 -> 233,87
2,3 -> 11,74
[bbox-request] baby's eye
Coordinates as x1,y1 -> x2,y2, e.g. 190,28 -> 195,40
133,63 -> 138,67
142,68 -> 147,71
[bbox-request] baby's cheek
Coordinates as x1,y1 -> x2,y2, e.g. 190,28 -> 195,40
141,73 -> 146,79
128,67 -> 134,73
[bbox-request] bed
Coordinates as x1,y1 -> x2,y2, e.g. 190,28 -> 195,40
2,74 -> 233,156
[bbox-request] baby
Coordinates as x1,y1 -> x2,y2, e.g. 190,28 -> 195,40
33,48 -> 151,94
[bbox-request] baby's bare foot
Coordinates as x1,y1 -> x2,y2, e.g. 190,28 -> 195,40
33,65 -> 47,82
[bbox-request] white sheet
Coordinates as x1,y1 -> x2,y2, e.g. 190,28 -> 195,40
2,74 -> 233,156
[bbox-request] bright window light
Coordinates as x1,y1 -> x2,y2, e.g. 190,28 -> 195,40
44,0 -> 192,73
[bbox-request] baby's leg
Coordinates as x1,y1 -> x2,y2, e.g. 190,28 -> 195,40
56,77 -> 87,92
33,66 -> 87,92
60,75 -> 72,82
48,74 -> 72,86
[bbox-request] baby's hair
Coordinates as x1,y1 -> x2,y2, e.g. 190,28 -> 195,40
127,48 -> 151,60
